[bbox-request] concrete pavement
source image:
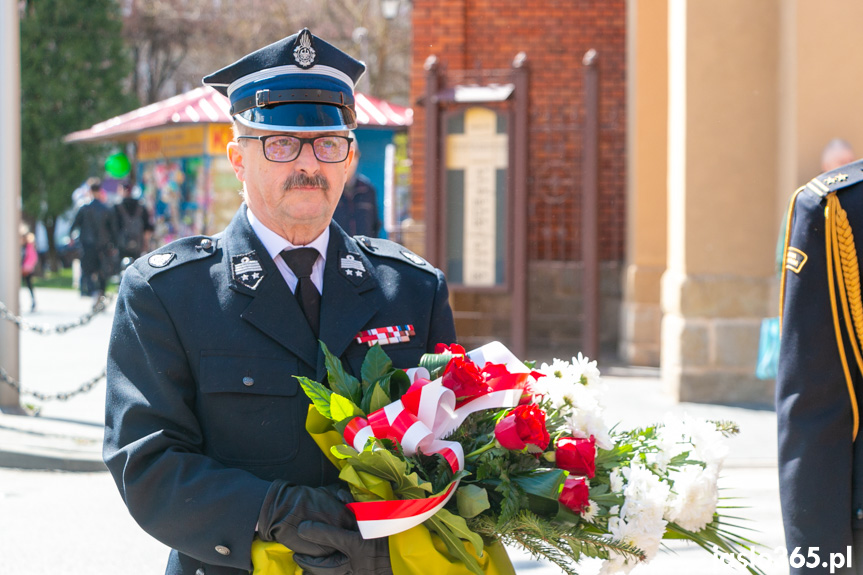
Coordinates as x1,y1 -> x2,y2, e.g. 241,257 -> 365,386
0,287 -> 788,574
0,287 -> 110,471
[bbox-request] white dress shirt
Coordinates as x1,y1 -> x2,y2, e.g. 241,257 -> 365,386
246,207 -> 328,294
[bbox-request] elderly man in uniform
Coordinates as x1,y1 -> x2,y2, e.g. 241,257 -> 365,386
778,152 -> 863,574
103,29 -> 455,575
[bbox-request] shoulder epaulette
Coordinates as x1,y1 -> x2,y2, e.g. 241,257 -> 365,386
354,235 -> 436,274
804,159 -> 863,197
137,235 -> 220,279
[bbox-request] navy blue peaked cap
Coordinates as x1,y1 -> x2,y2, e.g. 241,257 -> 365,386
202,28 -> 366,132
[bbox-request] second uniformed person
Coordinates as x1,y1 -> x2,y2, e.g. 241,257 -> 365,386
103,29 -> 456,575
778,159 -> 863,574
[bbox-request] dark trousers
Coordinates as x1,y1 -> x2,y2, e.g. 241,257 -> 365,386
23,274 -> 35,309
81,246 -> 108,296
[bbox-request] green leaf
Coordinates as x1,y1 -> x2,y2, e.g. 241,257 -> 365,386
419,352 -> 454,379
495,478 -> 526,526
554,501 -> 584,523
389,369 -> 412,399
347,444 -> 433,498
361,344 -> 393,388
331,393 -> 363,422
436,508 -> 484,555
331,444 -> 359,460
512,469 -> 568,500
360,379 -> 392,415
425,514 -> 484,575
456,485 -> 491,518
369,382 -> 393,413
321,340 -> 362,404
295,376 -> 333,419
525,492 -> 562,516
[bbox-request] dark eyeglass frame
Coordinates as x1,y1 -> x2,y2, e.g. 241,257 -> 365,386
236,134 -> 354,163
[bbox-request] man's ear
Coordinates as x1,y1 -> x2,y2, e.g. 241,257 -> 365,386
227,141 -> 245,182
344,148 -> 355,175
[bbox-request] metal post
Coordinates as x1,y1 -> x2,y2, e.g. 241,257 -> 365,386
423,55 -> 440,264
511,53 -> 529,358
0,1 -> 22,412
582,49 -> 600,361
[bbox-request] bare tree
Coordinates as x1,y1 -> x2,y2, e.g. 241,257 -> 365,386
122,0 -> 412,106
124,0 -> 199,103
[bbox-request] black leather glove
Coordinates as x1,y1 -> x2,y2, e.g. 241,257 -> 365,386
257,480 -> 357,557
293,521 -> 392,575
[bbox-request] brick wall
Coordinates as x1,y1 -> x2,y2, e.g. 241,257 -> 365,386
410,0 -> 627,263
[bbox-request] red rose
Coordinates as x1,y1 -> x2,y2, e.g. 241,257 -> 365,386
441,356 -> 488,401
494,404 -> 551,452
559,476 -> 590,513
555,436 -> 596,478
435,343 -> 466,355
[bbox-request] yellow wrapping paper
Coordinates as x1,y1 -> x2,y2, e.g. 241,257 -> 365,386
250,407 -> 516,575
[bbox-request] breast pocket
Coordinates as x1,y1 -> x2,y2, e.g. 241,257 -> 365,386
198,352 -> 305,465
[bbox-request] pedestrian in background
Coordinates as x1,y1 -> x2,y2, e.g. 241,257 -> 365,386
71,179 -> 117,298
21,226 -> 37,312
332,133 -> 382,237
103,28 -> 455,575
114,178 -> 153,266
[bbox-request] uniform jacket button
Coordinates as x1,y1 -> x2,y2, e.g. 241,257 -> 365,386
200,238 -> 213,250
215,545 -> 231,556
243,376 -> 254,387
195,569 -> 205,575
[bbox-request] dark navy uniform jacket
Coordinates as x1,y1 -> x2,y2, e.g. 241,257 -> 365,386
103,205 -> 456,575
778,162 -> 863,573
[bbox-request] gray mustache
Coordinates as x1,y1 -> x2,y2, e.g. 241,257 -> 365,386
283,173 -> 330,191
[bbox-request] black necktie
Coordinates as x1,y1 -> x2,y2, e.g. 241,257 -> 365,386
281,248 -> 321,337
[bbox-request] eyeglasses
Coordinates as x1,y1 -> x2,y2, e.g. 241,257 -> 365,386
237,134 -> 353,163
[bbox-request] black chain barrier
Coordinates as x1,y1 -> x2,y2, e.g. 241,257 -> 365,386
0,293 -> 114,401
0,365 -> 106,401
0,293 -> 114,334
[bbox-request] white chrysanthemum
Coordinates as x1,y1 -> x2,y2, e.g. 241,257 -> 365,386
565,403 -> 613,450
535,358 -> 612,449
664,465 -> 719,532
582,499 -> 599,523
572,352 -> 602,388
601,464 -> 670,574
598,554 -> 633,575
609,469 -> 625,494
686,417 -> 729,470
655,418 -> 690,465
643,450 -> 672,473
535,359 -> 585,404
658,414 -> 728,471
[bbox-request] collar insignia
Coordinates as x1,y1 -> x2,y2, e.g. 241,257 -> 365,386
340,252 -> 367,285
148,253 -> 176,268
232,251 -> 265,290
293,29 -> 317,69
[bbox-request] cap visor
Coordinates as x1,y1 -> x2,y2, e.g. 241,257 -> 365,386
235,103 -> 357,132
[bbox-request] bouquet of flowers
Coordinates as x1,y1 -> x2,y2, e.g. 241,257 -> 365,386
251,341 -> 760,575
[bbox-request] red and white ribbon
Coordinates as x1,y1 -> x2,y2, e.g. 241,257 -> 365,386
343,341 -> 533,538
